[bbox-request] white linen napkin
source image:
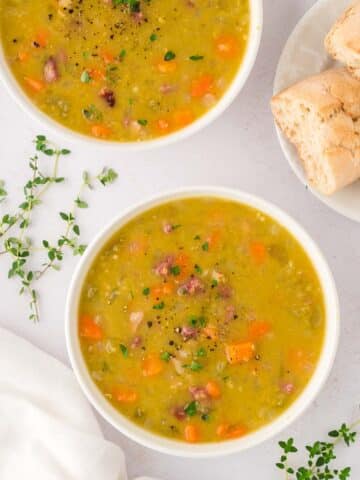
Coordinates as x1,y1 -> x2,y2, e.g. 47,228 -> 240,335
0,326 -> 156,480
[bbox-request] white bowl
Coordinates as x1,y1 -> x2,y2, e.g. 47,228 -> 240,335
0,2 -> 262,151
65,186 -> 339,457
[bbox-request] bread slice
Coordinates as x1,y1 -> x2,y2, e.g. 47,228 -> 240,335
271,69 -> 360,195
325,1 -> 360,79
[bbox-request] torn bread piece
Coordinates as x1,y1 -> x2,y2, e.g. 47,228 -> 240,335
325,1 -> 360,79
271,68 -> 360,195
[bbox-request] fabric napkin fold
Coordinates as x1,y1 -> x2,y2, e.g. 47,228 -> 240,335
0,327 -> 157,480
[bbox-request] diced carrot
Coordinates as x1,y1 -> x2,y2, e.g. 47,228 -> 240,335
173,109 -> 194,128
34,29 -> 49,48
248,320 -> 271,340
217,423 -> 247,439
250,241 -> 267,265
18,50 -> 29,62
207,229 -> 221,248
214,34 -> 239,59
101,50 -> 115,64
184,424 -> 200,443
225,341 -> 255,364
89,68 -> 106,81
174,252 -> 190,279
91,124 -> 111,138
202,325 -> 219,340
154,118 -> 171,134
24,76 -> 45,92
205,380 -> 221,398
79,314 -> 103,340
157,60 -> 177,73
190,74 -> 214,98
151,282 -> 174,298
142,354 -> 164,377
113,386 -> 138,403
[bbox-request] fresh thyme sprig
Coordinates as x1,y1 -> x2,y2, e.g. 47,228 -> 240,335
0,135 -> 118,321
277,421 -> 359,479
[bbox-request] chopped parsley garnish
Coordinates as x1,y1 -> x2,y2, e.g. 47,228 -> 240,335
196,347 -> 207,357
189,55 -> 204,61
201,413 -> 210,422
80,70 -> 91,83
118,49 -> 126,60
164,50 -> 176,61
211,279 -> 218,288
113,0 -> 140,12
137,119 -> 148,126
142,287 -> 150,296
153,301 -> 165,310
160,351 -> 171,362
119,344 -> 128,357
184,401 -> 197,416
202,241 -> 209,251
194,264 -> 202,274
171,224 -> 181,230
170,265 -> 181,276
189,316 -> 206,327
82,104 -> 102,122
149,33 -> 157,42
189,360 -> 203,372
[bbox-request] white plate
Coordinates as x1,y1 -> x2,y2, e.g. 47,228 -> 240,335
273,0 -> 360,222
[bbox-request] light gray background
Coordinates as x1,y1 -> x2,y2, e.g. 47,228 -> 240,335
1,0 -> 359,477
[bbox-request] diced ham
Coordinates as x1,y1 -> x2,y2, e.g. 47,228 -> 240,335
44,56 -> 59,83
178,276 -> 204,295
281,382 -> 295,394
181,326 -> 198,341
218,285 -> 232,299
99,87 -> 116,107
130,311 -> 144,332
131,11 -> 144,24
131,335 -> 142,348
159,84 -> 178,94
189,386 -> 208,401
162,222 -> 173,234
225,304 -> 237,320
154,255 -> 174,276
172,406 -> 186,420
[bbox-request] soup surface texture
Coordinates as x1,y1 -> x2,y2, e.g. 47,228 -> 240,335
0,0 -> 249,141
78,198 -> 325,443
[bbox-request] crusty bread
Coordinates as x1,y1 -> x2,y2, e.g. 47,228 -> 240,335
271,69 -> 360,195
325,1 -> 360,79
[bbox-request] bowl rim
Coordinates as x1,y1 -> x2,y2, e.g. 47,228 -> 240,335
0,0 -> 263,150
65,186 -> 340,458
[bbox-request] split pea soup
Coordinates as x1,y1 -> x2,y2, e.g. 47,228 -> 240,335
0,0 -> 250,142
78,198 -> 325,443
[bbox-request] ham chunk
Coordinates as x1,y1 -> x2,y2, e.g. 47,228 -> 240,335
44,57 -> 59,83
154,255 -> 174,276
178,276 -> 204,295
189,386 -> 208,401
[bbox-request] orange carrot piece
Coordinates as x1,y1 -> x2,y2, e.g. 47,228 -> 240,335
154,118 -> 171,134
91,124 -> 111,138
151,282 -> 174,298
214,34 -> 239,59
24,76 -> 45,92
205,380 -> 221,399
250,241 -> 267,264
113,387 -> 138,404
184,424 -> 200,443
89,68 -> 106,81
207,229 -> 221,248
190,74 -> 214,98
34,29 -> 49,48
157,60 -> 177,73
173,109 -> 194,128
217,423 -> 247,439
101,50 -> 115,64
79,314 -> 103,340
18,50 -> 29,62
202,325 -> 219,340
248,320 -> 271,340
225,341 -> 255,364
142,354 -> 164,377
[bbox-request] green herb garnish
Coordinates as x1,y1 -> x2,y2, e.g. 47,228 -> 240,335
189,55 -> 204,61
164,50 -> 176,61
137,119 -> 148,126
201,241 -> 209,251
149,33 -> 157,42
196,347 -> 206,357
97,167 -> 118,186
189,360 -> 203,372
143,287 -> 150,296
184,401 -> 197,416
170,265 -> 181,276
80,70 -> 91,83
160,351 -> 171,362
119,344 -> 128,357
153,301 -> 165,310
194,264 -> 202,274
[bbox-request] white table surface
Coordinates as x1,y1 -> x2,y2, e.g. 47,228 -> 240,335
1,0 -> 360,477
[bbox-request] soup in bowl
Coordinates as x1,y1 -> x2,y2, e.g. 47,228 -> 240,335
65,187 -> 339,456
0,0 -> 262,146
